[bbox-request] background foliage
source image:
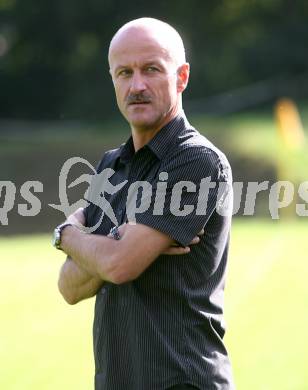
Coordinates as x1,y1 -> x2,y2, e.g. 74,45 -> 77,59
1,0 -> 308,119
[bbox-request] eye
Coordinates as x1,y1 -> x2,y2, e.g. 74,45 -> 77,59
117,69 -> 132,77
146,66 -> 159,73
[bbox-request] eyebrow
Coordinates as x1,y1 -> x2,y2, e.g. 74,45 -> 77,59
114,60 -> 165,73
113,65 -> 127,74
143,60 -> 164,67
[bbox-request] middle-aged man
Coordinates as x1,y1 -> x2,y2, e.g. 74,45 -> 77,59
54,17 -> 235,390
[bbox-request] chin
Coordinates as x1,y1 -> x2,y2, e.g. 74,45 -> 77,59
128,114 -> 157,130
131,121 -> 153,131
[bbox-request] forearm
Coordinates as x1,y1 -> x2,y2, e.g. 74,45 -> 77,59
56,210 -> 202,294
58,256 -> 104,304
60,223 -> 175,285
60,226 -> 119,283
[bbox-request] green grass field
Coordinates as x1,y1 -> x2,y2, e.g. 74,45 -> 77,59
1,219 -> 308,390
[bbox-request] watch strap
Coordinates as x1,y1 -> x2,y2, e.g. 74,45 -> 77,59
54,222 -> 72,250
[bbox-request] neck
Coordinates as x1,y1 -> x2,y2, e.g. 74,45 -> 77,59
131,126 -> 161,152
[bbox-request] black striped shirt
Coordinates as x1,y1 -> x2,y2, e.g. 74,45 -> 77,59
85,112 -> 235,390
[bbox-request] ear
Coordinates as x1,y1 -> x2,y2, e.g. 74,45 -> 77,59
176,63 -> 190,93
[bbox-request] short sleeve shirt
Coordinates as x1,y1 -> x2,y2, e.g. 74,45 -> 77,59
85,112 -> 235,390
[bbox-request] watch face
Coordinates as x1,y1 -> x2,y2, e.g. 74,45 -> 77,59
52,227 -> 61,249
52,223 -> 72,250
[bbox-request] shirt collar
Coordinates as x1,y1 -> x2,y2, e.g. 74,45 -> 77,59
120,111 -> 189,163
119,137 -> 135,164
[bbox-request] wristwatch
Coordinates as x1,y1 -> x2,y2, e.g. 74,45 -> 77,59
52,223 -> 73,250
109,226 -> 121,240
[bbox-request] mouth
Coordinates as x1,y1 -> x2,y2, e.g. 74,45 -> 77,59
128,101 -> 151,106
127,102 -> 151,110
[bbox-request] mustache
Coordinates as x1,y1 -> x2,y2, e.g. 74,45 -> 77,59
126,94 -> 151,105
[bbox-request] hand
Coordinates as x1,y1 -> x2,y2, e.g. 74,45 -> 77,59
66,207 -> 86,228
162,228 -> 204,255
107,223 -> 204,256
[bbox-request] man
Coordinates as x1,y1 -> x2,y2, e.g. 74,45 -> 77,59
55,17 -> 234,390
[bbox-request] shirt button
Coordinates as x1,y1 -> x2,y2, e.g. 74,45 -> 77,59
101,288 -> 106,295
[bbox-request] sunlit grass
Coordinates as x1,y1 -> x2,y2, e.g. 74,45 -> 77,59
1,219 -> 307,389
225,219 -> 308,390
0,236 -> 94,390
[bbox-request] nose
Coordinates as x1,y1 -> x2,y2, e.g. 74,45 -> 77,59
129,71 -> 146,94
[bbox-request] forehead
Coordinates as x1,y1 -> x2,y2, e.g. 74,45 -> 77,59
109,28 -> 173,68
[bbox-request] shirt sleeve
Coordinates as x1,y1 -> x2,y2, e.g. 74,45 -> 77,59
133,145 -> 232,247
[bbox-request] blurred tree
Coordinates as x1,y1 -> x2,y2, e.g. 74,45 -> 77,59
0,0 -> 307,120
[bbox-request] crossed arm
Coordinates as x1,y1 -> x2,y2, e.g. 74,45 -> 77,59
58,208 -> 201,304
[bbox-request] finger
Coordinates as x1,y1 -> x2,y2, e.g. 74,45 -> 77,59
75,207 -> 84,214
189,236 -> 200,245
163,246 -> 190,255
66,215 -> 78,225
70,208 -> 85,225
